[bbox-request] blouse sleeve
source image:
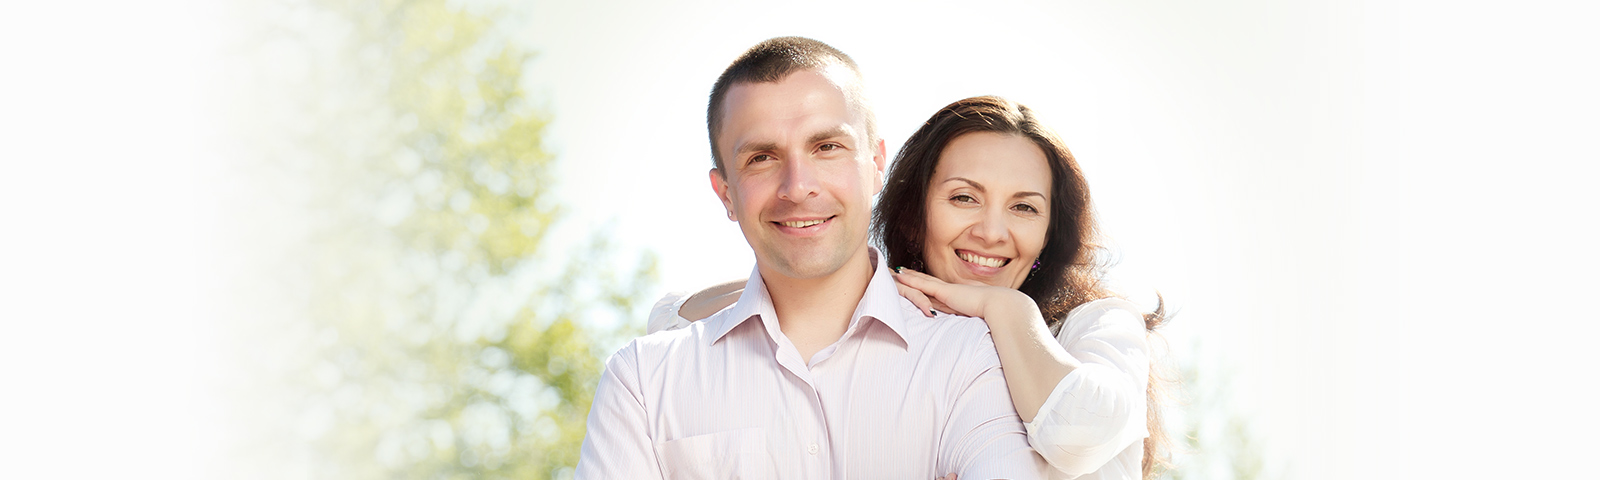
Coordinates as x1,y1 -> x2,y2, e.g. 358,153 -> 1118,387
1024,298 -> 1151,477
646,291 -> 695,334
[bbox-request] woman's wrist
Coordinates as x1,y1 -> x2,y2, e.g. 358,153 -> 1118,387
984,288 -> 1041,331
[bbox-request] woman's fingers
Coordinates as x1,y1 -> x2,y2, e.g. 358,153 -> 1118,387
892,267 -> 946,296
895,281 -> 936,317
895,266 -> 941,283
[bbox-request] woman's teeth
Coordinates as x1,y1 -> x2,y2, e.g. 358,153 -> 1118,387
780,219 -> 826,228
958,252 -> 1008,268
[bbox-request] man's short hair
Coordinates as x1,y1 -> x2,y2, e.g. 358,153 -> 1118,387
707,36 -> 878,171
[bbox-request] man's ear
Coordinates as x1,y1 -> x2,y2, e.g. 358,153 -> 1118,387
870,138 -> 888,195
710,167 -> 736,221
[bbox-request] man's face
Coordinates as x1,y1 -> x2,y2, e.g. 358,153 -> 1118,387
711,67 -> 886,282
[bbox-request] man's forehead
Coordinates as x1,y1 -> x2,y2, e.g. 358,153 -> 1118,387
718,67 -> 866,150
723,67 -> 853,112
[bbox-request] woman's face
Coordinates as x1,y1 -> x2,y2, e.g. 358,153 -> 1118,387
921,132 -> 1053,289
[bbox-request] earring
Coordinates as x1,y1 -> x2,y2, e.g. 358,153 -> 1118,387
727,211 -> 736,221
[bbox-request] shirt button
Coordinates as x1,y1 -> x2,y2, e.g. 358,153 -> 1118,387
807,443 -> 819,455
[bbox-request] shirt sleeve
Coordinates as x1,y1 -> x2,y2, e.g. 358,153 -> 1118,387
1024,299 -> 1151,477
646,291 -> 693,334
575,342 -> 665,480
939,329 -> 1051,480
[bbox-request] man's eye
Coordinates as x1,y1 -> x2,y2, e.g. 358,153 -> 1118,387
749,154 -> 772,163
819,143 -> 839,151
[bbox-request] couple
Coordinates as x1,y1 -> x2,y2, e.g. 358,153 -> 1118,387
577,37 -> 1165,480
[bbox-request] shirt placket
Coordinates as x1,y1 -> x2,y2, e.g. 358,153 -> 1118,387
772,337 -> 835,479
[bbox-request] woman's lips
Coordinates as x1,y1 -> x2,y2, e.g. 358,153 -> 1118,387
957,250 -> 1011,268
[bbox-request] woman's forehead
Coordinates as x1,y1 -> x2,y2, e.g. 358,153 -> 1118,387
931,132 -> 1053,192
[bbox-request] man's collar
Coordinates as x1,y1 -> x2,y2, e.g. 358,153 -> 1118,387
705,247 -> 910,349
704,264 -> 777,345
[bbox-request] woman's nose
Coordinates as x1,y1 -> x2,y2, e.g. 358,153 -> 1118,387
969,207 -> 1008,245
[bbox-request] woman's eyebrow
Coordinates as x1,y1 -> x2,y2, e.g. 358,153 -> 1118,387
942,177 -> 1047,200
941,177 -> 985,192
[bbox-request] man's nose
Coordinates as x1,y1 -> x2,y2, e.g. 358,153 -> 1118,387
777,156 -> 820,202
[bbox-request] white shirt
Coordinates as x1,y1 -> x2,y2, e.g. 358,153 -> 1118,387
647,289 -> 1150,480
577,249 -> 1048,479
1026,298 -> 1150,480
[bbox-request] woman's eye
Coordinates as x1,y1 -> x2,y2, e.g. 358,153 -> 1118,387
1014,203 -> 1039,213
951,194 -> 977,204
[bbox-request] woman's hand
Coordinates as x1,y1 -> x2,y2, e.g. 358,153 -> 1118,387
892,267 -> 1029,321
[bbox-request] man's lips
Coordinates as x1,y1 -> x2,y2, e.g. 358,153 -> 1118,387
776,218 -> 829,228
771,215 -> 836,235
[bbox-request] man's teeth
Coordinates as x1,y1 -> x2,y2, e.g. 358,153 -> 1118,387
780,219 -> 826,228
958,252 -> 1008,268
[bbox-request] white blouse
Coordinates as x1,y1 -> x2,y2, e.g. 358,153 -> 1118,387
646,292 -> 1150,480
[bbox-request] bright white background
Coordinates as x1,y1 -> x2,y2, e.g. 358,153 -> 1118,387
2,0 -> 1596,478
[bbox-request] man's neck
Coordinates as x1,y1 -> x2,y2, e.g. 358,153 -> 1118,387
760,248 -> 875,364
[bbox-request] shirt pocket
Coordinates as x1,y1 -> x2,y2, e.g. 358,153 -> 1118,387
654,428 -> 776,480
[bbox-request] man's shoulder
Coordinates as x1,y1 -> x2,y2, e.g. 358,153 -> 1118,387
620,309 -> 743,365
889,295 -> 992,340
627,316 -> 711,357
884,296 -> 997,361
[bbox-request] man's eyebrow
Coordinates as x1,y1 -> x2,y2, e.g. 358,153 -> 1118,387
734,141 -> 779,157
733,126 -> 854,159
807,126 -> 852,144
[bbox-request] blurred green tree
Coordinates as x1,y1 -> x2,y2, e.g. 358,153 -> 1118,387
225,0 -> 653,478
1160,343 -> 1280,480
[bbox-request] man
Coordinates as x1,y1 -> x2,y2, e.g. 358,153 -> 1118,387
575,37 -> 1047,479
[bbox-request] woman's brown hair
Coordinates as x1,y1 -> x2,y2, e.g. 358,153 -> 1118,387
872,95 -> 1171,478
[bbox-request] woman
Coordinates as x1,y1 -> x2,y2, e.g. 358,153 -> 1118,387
650,96 -> 1168,480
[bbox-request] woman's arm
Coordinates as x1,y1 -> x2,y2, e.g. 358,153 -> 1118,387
1025,299 -> 1149,476
645,280 -> 746,334
678,279 -> 745,321
895,269 -> 1148,477
891,269 -> 1078,423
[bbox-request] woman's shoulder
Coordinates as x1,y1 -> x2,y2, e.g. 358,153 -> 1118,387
1065,297 -> 1144,321
1057,297 -> 1147,339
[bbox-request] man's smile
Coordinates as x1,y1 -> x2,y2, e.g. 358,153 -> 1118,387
771,215 -> 836,235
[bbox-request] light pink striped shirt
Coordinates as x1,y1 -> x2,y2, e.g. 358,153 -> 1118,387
576,249 -> 1048,479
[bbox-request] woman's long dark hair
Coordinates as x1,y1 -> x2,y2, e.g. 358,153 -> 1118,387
872,96 -> 1171,478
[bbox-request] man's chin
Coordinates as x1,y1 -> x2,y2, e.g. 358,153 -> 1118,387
758,252 -> 851,281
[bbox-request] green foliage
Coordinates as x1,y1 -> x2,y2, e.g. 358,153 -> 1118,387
230,0 -> 652,478
1161,344 -> 1279,480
